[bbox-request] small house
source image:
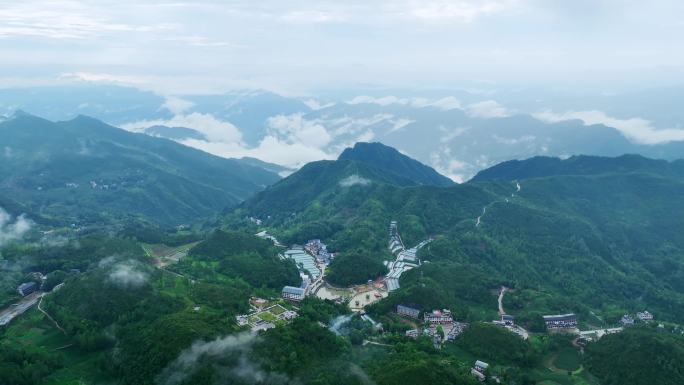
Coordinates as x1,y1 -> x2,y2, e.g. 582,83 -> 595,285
620,314 -> 635,326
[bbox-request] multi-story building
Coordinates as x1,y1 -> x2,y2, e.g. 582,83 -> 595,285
424,309 -> 453,324
281,286 -> 306,301
543,313 -> 577,329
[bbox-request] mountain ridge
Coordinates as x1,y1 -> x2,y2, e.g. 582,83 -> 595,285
0,113 -> 282,227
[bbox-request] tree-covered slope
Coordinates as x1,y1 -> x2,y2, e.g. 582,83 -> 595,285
585,327 -> 684,385
238,150 -> 684,324
338,142 -> 455,186
471,153 -> 684,181
0,113 -> 280,227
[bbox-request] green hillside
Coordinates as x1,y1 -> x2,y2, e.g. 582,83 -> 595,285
0,113 -> 280,227
338,142 -> 455,187
238,151 -> 684,324
585,327 -> 684,385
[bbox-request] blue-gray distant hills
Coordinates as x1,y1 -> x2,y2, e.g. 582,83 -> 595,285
2,84 -> 684,180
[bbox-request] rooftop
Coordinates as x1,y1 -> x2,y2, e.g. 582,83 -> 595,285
282,286 -> 305,296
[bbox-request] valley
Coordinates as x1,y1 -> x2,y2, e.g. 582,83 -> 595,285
1,137 -> 684,385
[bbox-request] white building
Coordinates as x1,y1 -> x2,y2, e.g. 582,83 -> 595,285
637,310 -> 653,321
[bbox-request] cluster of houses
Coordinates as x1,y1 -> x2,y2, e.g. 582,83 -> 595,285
620,310 -> 654,326
399,305 -> 468,344
279,240 -> 333,302
235,300 -> 298,332
305,239 -> 333,264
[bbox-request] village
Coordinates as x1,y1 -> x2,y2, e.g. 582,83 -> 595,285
255,219 -> 669,383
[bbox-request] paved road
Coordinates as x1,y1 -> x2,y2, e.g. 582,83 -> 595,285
0,292 -> 43,327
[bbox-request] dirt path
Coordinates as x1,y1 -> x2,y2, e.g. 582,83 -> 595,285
498,286 -> 507,315
37,294 -> 66,334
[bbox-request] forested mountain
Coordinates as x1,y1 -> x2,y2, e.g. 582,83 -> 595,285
0,112 -> 280,227
338,142 -> 455,186
238,147 -> 684,325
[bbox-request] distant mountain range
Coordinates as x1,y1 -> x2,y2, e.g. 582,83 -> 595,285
2,84 -> 683,181
0,112 -> 281,227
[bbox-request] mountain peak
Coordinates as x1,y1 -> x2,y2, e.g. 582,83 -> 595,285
338,142 -> 454,187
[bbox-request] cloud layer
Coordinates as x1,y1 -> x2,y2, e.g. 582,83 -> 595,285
99,257 -> 150,289
3,1 -> 682,93
534,110 -> 684,145
0,207 -> 32,246
156,333 -> 289,385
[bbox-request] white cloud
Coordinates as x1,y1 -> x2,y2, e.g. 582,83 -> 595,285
339,174 -> 371,187
122,113 -> 243,144
281,10 -> 346,24
424,96 -> 462,110
389,118 -> 414,133
302,99 -> 335,110
162,97 -> 194,115
347,95 -> 462,111
180,136 -> 333,169
406,0 -> 520,22
533,110 -> 684,145
491,134 -> 536,145
465,100 -> 511,118
161,35 -> 240,48
328,114 -> 394,136
429,147 -> 468,183
0,207 -> 32,246
439,126 -> 469,143
100,258 -> 149,288
156,332 -> 291,385
0,2 -> 171,40
267,113 -> 332,148
59,72 -> 150,85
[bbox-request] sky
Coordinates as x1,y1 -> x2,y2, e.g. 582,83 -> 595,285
1,0 -> 683,95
